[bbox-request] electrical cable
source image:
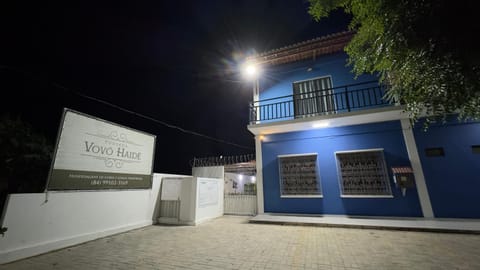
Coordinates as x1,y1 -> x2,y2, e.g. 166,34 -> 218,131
1,65 -> 254,150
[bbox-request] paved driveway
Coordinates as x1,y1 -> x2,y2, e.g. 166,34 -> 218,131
2,216 -> 480,270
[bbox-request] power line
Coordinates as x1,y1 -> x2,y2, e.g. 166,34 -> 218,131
1,65 -> 254,150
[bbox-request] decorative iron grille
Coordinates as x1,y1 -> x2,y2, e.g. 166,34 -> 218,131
336,150 -> 392,196
278,153 -> 321,196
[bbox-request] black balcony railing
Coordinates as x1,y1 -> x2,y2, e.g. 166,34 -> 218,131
249,81 -> 392,124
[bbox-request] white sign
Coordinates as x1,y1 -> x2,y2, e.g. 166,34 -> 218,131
161,178 -> 182,200
47,109 -> 156,190
198,178 -> 219,207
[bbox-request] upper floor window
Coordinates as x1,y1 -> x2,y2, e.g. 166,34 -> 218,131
336,149 -> 392,197
293,76 -> 335,117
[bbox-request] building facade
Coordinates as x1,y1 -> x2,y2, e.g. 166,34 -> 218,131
247,31 -> 480,219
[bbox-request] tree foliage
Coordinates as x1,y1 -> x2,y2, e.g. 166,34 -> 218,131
0,115 -> 53,200
308,0 -> 480,123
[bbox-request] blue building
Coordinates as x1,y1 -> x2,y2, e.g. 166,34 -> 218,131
247,31 -> 480,219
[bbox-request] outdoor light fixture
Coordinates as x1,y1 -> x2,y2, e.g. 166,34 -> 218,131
242,62 -> 261,80
246,65 -> 256,75
313,122 -> 330,128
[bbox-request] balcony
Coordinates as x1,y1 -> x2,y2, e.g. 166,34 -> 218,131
249,81 -> 393,125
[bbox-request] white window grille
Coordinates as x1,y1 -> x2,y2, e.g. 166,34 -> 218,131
278,153 -> 322,197
336,149 -> 392,197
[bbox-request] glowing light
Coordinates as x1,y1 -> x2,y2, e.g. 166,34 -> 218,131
242,62 -> 260,79
251,176 -> 256,182
238,174 -> 243,180
312,122 -> 330,128
246,65 -> 256,75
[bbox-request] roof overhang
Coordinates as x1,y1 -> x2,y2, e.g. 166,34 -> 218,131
246,31 -> 354,67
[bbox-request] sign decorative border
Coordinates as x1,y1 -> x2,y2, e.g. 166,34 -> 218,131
46,108 -> 156,190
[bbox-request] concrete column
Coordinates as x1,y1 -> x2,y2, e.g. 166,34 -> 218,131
255,135 -> 264,214
400,119 -> 434,218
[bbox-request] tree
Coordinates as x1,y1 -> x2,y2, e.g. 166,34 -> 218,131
308,0 -> 480,124
0,115 -> 53,210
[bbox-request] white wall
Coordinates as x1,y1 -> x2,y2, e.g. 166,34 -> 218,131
157,177 -> 224,226
157,176 -> 196,225
0,173 -> 189,264
191,167 -> 224,224
194,177 -> 224,225
180,177 -> 196,224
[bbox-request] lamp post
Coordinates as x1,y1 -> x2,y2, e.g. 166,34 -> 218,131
242,62 -> 260,123
241,61 -> 264,214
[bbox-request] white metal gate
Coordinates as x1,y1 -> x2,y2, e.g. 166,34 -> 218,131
224,194 -> 257,216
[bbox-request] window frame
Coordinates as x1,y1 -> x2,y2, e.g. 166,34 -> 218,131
277,153 -> 323,198
292,75 -> 336,118
335,148 -> 393,198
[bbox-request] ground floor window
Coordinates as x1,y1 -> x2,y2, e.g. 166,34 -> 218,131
336,149 -> 392,197
278,153 -> 321,197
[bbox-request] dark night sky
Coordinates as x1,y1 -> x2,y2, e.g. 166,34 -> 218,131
0,0 -> 350,174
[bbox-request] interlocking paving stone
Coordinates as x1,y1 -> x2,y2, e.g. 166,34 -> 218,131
1,216 -> 480,269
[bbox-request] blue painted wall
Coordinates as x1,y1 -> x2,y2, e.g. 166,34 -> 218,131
256,52 -> 385,121
261,120 -> 423,217
259,52 -> 377,99
414,120 -> 480,218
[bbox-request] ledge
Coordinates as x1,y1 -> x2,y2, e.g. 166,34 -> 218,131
250,213 -> 480,234
248,106 -> 407,136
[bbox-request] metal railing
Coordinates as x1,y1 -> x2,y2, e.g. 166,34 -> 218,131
249,81 -> 392,124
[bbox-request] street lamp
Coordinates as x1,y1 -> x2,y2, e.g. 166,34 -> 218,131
242,61 -> 261,123
241,62 -> 261,81
243,64 -> 258,79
